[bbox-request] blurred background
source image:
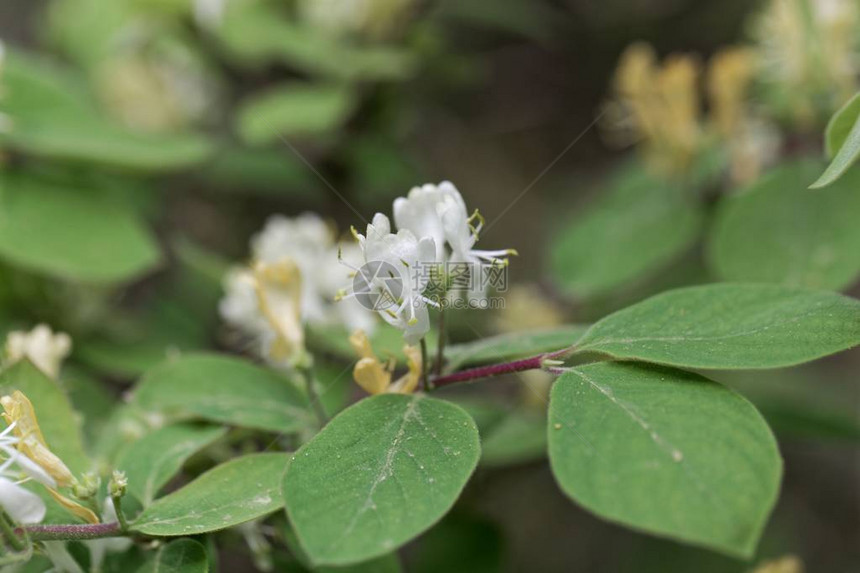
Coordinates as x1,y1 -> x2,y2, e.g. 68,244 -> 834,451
0,0 -> 858,571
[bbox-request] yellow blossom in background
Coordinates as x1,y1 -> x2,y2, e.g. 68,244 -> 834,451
752,0 -> 860,127
349,329 -> 421,395
0,391 -> 98,524
750,555 -> 804,573
708,48 -> 757,139
606,41 -> 779,184
708,47 -> 779,184
252,259 -> 310,369
605,43 -> 703,177
4,324 -> 72,379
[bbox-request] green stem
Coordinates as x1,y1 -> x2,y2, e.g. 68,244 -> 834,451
111,496 -> 129,532
15,522 -> 124,542
300,366 -> 328,426
434,306 -> 446,376
419,338 -> 430,391
0,511 -> 25,552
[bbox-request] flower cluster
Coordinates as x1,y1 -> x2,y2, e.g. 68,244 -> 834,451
753,0 -> 860,127
0,391 -> 98,524
340,182 -> 515,346
604,43 -> 779,183
220,213 -> 376,368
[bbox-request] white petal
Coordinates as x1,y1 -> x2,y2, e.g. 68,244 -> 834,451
0,477 -> 45,523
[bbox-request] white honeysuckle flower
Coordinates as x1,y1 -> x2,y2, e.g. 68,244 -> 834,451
394,181 -> 515,297
0,422 -> 47,523
220,213 -> 378,365
324,242 -> 379,333
0,477 -> 45,524
220,268 -> 269,335
193,0 -> 229,29
343,213 -> 436,345
251,213 -> 337,325
4,324 -> 72,379
393,182 -> 457,261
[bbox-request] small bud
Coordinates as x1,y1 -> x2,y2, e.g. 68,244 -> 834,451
72,472 -> 100,500
109,470 -> 128,498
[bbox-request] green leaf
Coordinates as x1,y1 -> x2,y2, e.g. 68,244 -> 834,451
548,362 -> 781,558
284,394 -> 480,566
3,124 -> 214,173
711,160 -> 860,289
444,325 -> 588,371
237,84 -> 355,145
0,173 -> 161,283
135,538 -> 208,573
550,164 -> 703,299
132,453 -> 288,536
132,354 -> 314,433
575,283 -> 860,369
116,423 -> 228,505
215,3 -> 415,81
811,92 -> 860,188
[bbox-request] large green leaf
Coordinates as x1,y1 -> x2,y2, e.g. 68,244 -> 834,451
237,84 -> 355,145
711,160 -> 860,289
575,283 -> 860,369
116,423 -> 227,505
550,165 -> 703,299
135,539 -> 208,573
132,453 -> 288,536
810,92 -> 860,188
444,325 -> 588,372
0,173 -> 161,283
132,354 -> 314,434
548,363 -> 781,558
2,123 -> 214,173
284,394 -> 480,566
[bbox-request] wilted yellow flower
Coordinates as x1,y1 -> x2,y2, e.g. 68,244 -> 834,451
253,259 -> 310,369
349,329 -> 421,395
1,391 -> 98,524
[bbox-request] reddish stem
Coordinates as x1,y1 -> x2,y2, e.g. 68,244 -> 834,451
15,522 -> 124,541
430,351 -> 563,388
